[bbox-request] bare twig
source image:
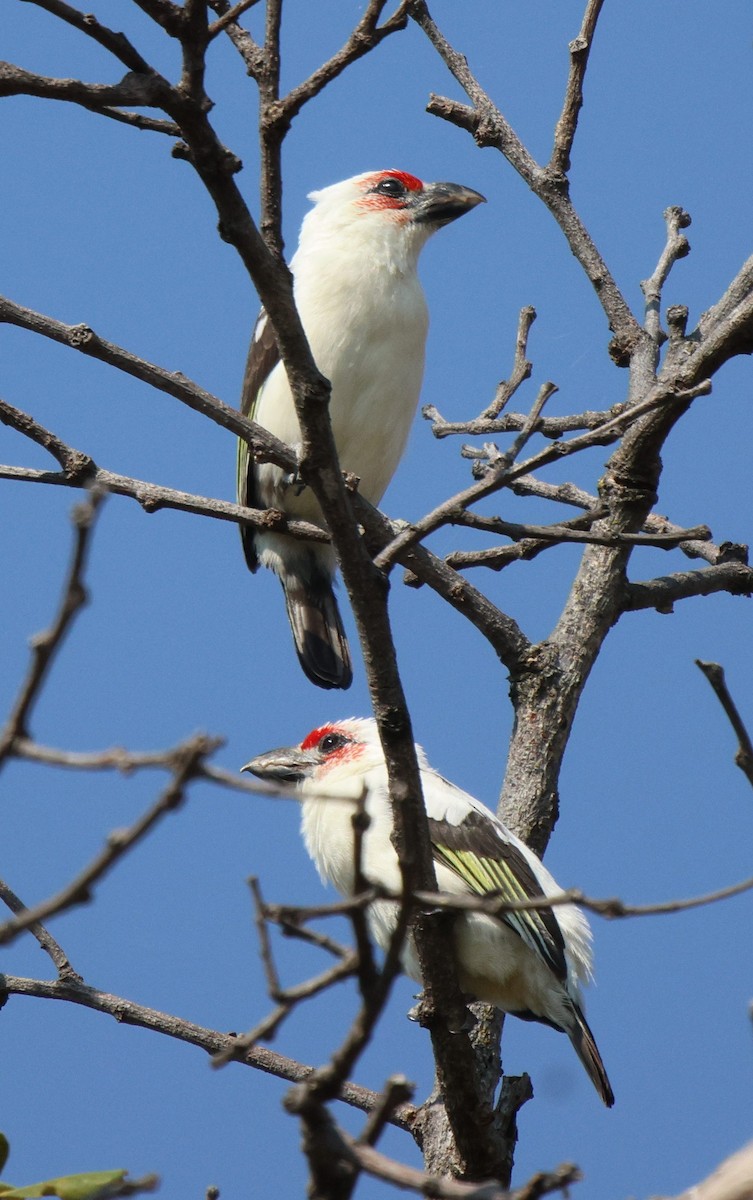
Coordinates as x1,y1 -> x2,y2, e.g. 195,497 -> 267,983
216,877 -> 359,1055
0,734 -> 221,945
408,875 -> 753,922
208,1 -> 261,39
0,300 -> 295,471
0,460 -> 328,544
345,1136 -> 515,1200
425,405 -> 626,442
624,562 -> 753,613
0,879 -> 80,981
496,382 -> 559,467
550,0 -> 606,175
483,306 -> 536,419
641,207 -> 692,345
356,1075 -> 416,1147
278,1 -> 412,128
696,661 -> 753,788
258,903 -> 355,962
510,1164 -> 582,1200
375,376 -> 711,571
425,306 -> 536,435
0,490 -> 103,769
446,521 -> 712,572
0,61 -> 177,130
13,0 -> 153,72
410,0 -> 643,360
0,973 -> 417,1128
509,475 -> 728,567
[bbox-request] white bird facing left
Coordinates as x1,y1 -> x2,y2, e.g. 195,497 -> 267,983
242,717 -> 614,1107
237,171 -> 485,691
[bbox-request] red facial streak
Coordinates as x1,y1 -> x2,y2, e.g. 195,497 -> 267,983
301,724 -> 337,751
357,171 -> 425,213
380,170 -> 423,192
300,724 -> 363,767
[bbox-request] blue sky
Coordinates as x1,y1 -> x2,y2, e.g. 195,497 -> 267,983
1,2 -> 752,1197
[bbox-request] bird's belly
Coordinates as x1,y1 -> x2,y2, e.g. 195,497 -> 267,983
326,334 -> 425,505
451,913 -> 570,1024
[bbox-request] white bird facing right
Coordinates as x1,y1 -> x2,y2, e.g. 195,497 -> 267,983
237,171 -> 485,691
243,717 -> 614,1107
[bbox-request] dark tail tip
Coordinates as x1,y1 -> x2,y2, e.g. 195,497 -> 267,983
568,1004 -> 615,1108
282,574 -> 353,691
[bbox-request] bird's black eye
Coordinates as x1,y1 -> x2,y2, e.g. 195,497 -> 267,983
319,732 -> 350,755
371,177 -> 407,200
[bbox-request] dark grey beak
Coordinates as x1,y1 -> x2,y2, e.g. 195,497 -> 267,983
412,181 -> 486,226
241,745 -> 317,784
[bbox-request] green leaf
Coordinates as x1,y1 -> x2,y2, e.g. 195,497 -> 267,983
0,1169 -> 158,1200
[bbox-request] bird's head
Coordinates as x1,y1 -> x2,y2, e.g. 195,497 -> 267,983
297,170 -> 485,271
242,718 -> 383,790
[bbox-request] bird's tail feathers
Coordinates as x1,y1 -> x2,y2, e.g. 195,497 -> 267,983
565,1001 -> 614,1108
281,570 -> 352,691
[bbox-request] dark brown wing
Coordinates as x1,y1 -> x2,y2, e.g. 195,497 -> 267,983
429,808 -> 568,982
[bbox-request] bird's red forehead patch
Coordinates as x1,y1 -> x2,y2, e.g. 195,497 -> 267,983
380,170 -> 423,192
301,724 -> 336,751
300,724 -> 363,765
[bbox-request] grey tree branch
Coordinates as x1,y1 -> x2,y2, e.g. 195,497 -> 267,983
9,2 -> 152,72
549,0 -> 606,175
0,733 -> 222,946
0,972 -> 417,1129
410,0 -> 643,360
0,879 -> 80,982
445,521 -> 712,572
0,298 -> 295,470
425,405 -> 626,442
5,4 -> 753,1194
696,661 -> 753,789
641,207 -> 691,345
208,1 -> 261,40
624,562 -> 753,613
374,377 -> 711,572
0,490 -> 103,770
0,458 -> 329,544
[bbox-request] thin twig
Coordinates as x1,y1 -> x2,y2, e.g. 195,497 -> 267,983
641,207 -> 692,345
0,973 -> 417,1128
0,458 -> 328,545
410,0 -> 643,360
219,877 -> 359,1054
208,0 -> 260,37
356,1075 -> 416,1148
624,562 -> 753,613
408,875 -> 753,921
496,381 -> 558,468
483,306 -> 536,419
549,0 -> 606,175
445,520 -> 712,571
0,489 -> 103,769
0,879 -> 81,981
18,0 -> 153,72
0,300 -> 296,471
0,734 -> 222,945
425,404 -> 626,442
696,661 -> 753,788
375,376 -> 711,570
